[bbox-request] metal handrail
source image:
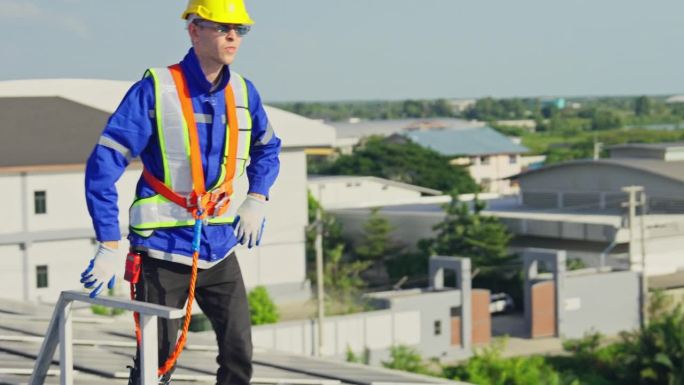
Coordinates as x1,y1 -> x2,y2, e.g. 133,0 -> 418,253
28,290 -> 184,385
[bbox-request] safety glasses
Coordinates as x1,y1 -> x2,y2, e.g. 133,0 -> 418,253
192,19 -> 251,37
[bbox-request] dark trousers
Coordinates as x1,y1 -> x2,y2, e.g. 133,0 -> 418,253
129,252 -> 253,385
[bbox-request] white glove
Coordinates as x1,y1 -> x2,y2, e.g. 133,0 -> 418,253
234,195 -> 266,249
80,243 -> 120,298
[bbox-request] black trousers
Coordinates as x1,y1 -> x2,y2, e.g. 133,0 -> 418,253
129,252 -> 253,385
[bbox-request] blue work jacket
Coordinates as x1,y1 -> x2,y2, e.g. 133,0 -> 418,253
84,48 -> 281,267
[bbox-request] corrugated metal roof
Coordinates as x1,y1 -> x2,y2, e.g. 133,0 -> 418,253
0,298 -> 470,385
403,127 -> 529,156
514,158 -> 684,185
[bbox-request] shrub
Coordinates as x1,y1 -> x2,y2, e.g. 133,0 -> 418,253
248,286 -> 279,325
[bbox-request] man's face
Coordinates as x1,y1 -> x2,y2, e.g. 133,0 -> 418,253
189,19 -> 249,66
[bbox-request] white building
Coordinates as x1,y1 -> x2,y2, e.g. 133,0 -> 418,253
308,175 -> 448,210
398,126 -> 529,195
328,143 -> 684,277
0,79 -> 335,304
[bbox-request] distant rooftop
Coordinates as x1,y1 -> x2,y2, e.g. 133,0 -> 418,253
0,79 -> 336,171
403,126 -> 529,156
608,141 -> 684,162
515,158 -> 684,185
330,118 -> 486,139
309,175 -> 443,196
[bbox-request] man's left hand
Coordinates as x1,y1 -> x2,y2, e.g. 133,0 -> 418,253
234,194 -> 266,248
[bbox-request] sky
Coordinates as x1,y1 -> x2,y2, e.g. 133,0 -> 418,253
1,0 -> 683,102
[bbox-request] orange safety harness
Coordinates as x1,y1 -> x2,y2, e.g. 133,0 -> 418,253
127,63 -> 240,377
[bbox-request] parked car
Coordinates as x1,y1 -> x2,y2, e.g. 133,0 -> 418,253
489,292 -> 515,314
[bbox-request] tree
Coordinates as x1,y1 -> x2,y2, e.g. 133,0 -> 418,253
320,244 -> 372,314
306,191 -> 345,267
634,95 -> 653,117
321,136 -> 479,194
354,208 -> 404,263
248,286 -> 279,325
591,109 -> 623,131
423,195 -> 514,271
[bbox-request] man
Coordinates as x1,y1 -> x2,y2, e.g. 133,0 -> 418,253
80,0 -> 280,384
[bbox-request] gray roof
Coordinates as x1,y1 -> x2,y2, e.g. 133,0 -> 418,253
514,158 -> 684,185
0,97 -> 108,168
607,142 -> 684,150
404,127 -> 529,157
0,298 -> 468,385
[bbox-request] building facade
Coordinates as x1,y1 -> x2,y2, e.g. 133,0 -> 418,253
0,79 -> 336,303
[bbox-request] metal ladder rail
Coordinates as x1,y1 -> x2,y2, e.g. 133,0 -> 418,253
29,290 -> 185,385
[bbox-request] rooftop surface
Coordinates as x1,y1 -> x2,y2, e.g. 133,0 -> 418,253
403,127 -> 529,157
0,297 -> 469,385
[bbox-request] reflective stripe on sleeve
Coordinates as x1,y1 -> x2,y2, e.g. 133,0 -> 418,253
98,135 -> 132,161
256,122 -> 274,146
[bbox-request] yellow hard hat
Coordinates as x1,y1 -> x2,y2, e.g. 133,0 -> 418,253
182,0 -> 254,25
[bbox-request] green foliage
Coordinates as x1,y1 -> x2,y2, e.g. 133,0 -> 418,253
90,288 -> 125,316
272,99 -> 458,122
591,109 -> 624,131
354,208 -> 404,263
423,196 -> 514,272
635,96 -> 654,116
248,286 -> 279,325
444,339 -> 566,385
346,345 -> 371,365
306,192 -> 369,314
319,244 -> 372,315
382,345 -> 434,375
464,97 -> 536,120
612,290 -> 684,385
90,304 -> 125,317
317,136 -> 479,194
306,191 -> 345,266
566,258 -> 588,271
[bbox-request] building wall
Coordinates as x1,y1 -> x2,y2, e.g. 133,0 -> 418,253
467,154 -> 521,195
0,245 -> 23,301
251,309 -> 422,364
309,179 -> 423,209
382,290 -> 464,359
29,239 -> 96,302
562,270 -> 640,338
0,175 -> 22,234
520,163 -> 684,198
0,149 -> 310,303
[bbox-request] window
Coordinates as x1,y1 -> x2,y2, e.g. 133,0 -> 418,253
480,156 -> 490,165
34,191 -> 47,214
434,320 -> 442,336
509,155 -> 518,164
36,265 -> 48,288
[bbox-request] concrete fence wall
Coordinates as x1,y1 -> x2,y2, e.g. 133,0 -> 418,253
252,309 -> 421,360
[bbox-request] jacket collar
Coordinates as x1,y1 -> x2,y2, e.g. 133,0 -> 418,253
179,48 -> 231,94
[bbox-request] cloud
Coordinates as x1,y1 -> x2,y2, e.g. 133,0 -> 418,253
0,1 -> 88,37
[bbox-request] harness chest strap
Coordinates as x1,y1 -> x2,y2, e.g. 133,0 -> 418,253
143,63 -> 240,218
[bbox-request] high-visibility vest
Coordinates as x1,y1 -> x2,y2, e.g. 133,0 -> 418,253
129,64 -> 252,235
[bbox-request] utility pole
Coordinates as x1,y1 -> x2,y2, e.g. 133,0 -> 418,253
622,186 -> 648,328
314,191 -> 325,356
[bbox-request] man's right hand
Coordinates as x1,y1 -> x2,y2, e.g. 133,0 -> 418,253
80,243 -> 120,298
